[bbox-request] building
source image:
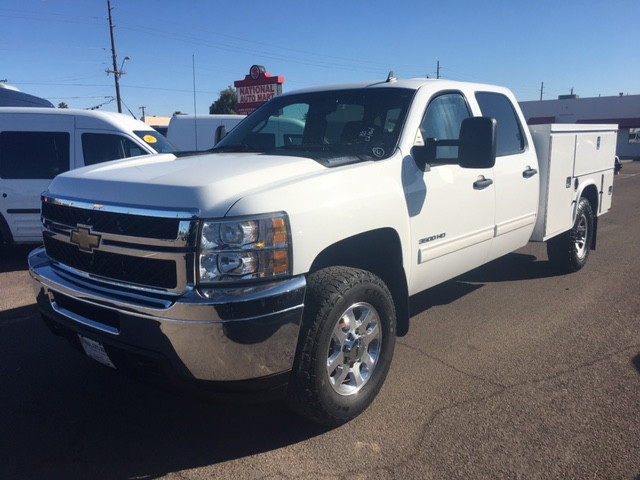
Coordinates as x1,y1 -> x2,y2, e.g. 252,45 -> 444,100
520,94 -> 640,159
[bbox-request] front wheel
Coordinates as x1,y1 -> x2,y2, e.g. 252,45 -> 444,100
287,267 -> 396,426
547,197 -> 595,273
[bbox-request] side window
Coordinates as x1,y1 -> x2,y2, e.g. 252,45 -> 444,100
420,93 -> 471,160
82,133 -> 146,166
0,131 -> 70,179
475,92 -> 525,156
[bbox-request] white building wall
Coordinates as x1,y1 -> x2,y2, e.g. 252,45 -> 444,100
520,95 -> 640,159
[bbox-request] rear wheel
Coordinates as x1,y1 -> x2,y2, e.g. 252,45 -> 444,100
547,197 -> 594,273
287,267 -> 396,426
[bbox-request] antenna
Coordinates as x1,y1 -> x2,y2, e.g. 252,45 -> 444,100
192,54 -> 198,150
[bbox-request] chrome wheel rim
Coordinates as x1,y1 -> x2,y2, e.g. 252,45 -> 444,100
574,212 -> 589,260
326,302 -> 381,396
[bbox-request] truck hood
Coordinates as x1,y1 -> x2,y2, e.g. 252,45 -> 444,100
48,152 -> 327,217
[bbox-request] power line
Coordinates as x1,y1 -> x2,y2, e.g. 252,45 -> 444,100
15,81 -> 218,95
87,96 -> 115,110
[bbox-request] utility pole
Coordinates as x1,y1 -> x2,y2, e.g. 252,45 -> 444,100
436,60 -> 441,79
139,106 -> 146,119
106,0 -> 124,113
539,81 -> 544,101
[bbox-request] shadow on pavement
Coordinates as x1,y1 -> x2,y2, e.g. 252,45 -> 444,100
0,249 -> 567,478
632,353 -> 640,376
460,252 -> 562,283
0,303 -> 38,323
410,252 -> 560,318
0,244 -> 37,273
0,303 -> 329,480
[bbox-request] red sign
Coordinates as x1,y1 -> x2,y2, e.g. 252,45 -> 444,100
234,65 -> 284,115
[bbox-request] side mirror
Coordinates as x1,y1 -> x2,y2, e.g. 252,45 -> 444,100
214,125 -> 227,145
411,142 -> 434,171
459,117 -> 496,169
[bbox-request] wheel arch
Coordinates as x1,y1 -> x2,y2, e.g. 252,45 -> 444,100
309,228 -> 410,336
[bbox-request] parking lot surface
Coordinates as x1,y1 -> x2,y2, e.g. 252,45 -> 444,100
2,162 -> 639,479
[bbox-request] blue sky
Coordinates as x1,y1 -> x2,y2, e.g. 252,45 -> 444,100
1,0 -> 637,117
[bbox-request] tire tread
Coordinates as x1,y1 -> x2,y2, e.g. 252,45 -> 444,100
547,197 -> 594,273
287,266 -> 395,426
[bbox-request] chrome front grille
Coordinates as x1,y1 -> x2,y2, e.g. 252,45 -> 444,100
41,194 -> 199,293
42,201 -> 181,240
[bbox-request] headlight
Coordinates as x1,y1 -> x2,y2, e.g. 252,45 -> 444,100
198,213 -> 291,283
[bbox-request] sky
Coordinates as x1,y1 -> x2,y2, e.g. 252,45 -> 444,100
1,0 -> 637,118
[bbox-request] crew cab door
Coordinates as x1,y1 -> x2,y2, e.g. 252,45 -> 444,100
405,92 -> 496,294
475,92 -> 539,259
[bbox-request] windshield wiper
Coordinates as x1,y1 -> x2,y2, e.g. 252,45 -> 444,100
277,143 -> 332,152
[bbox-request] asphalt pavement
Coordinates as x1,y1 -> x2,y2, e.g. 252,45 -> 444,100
1,162 -> 639,480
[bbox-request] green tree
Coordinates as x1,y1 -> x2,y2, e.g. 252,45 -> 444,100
209,86 -> 237,114
58,102 -> 68,109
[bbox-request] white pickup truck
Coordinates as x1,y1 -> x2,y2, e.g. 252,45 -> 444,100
29,76 -> 616,426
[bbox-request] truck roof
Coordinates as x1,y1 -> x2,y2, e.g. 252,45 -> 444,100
282,77 -> 510,96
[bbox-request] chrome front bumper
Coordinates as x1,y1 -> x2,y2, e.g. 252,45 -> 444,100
29,247 -> 306,384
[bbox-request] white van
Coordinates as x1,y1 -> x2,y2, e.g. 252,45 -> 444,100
0,107 -> 176,244
166,114 -> 245,151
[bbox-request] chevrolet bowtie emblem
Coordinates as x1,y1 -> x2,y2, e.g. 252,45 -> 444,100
70,226 -> 101,252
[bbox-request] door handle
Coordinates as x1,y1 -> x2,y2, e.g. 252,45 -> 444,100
523,167 -> 538,178
473,176 -> 493,190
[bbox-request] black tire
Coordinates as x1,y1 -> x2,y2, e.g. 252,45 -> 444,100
547,197 -> 595,273
287,267 -> 396,426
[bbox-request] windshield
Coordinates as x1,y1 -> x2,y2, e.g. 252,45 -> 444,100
212,88 -> 414,166
134,130 -> 177,154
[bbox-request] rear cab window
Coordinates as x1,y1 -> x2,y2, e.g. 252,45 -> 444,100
475,92 -> 526,156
